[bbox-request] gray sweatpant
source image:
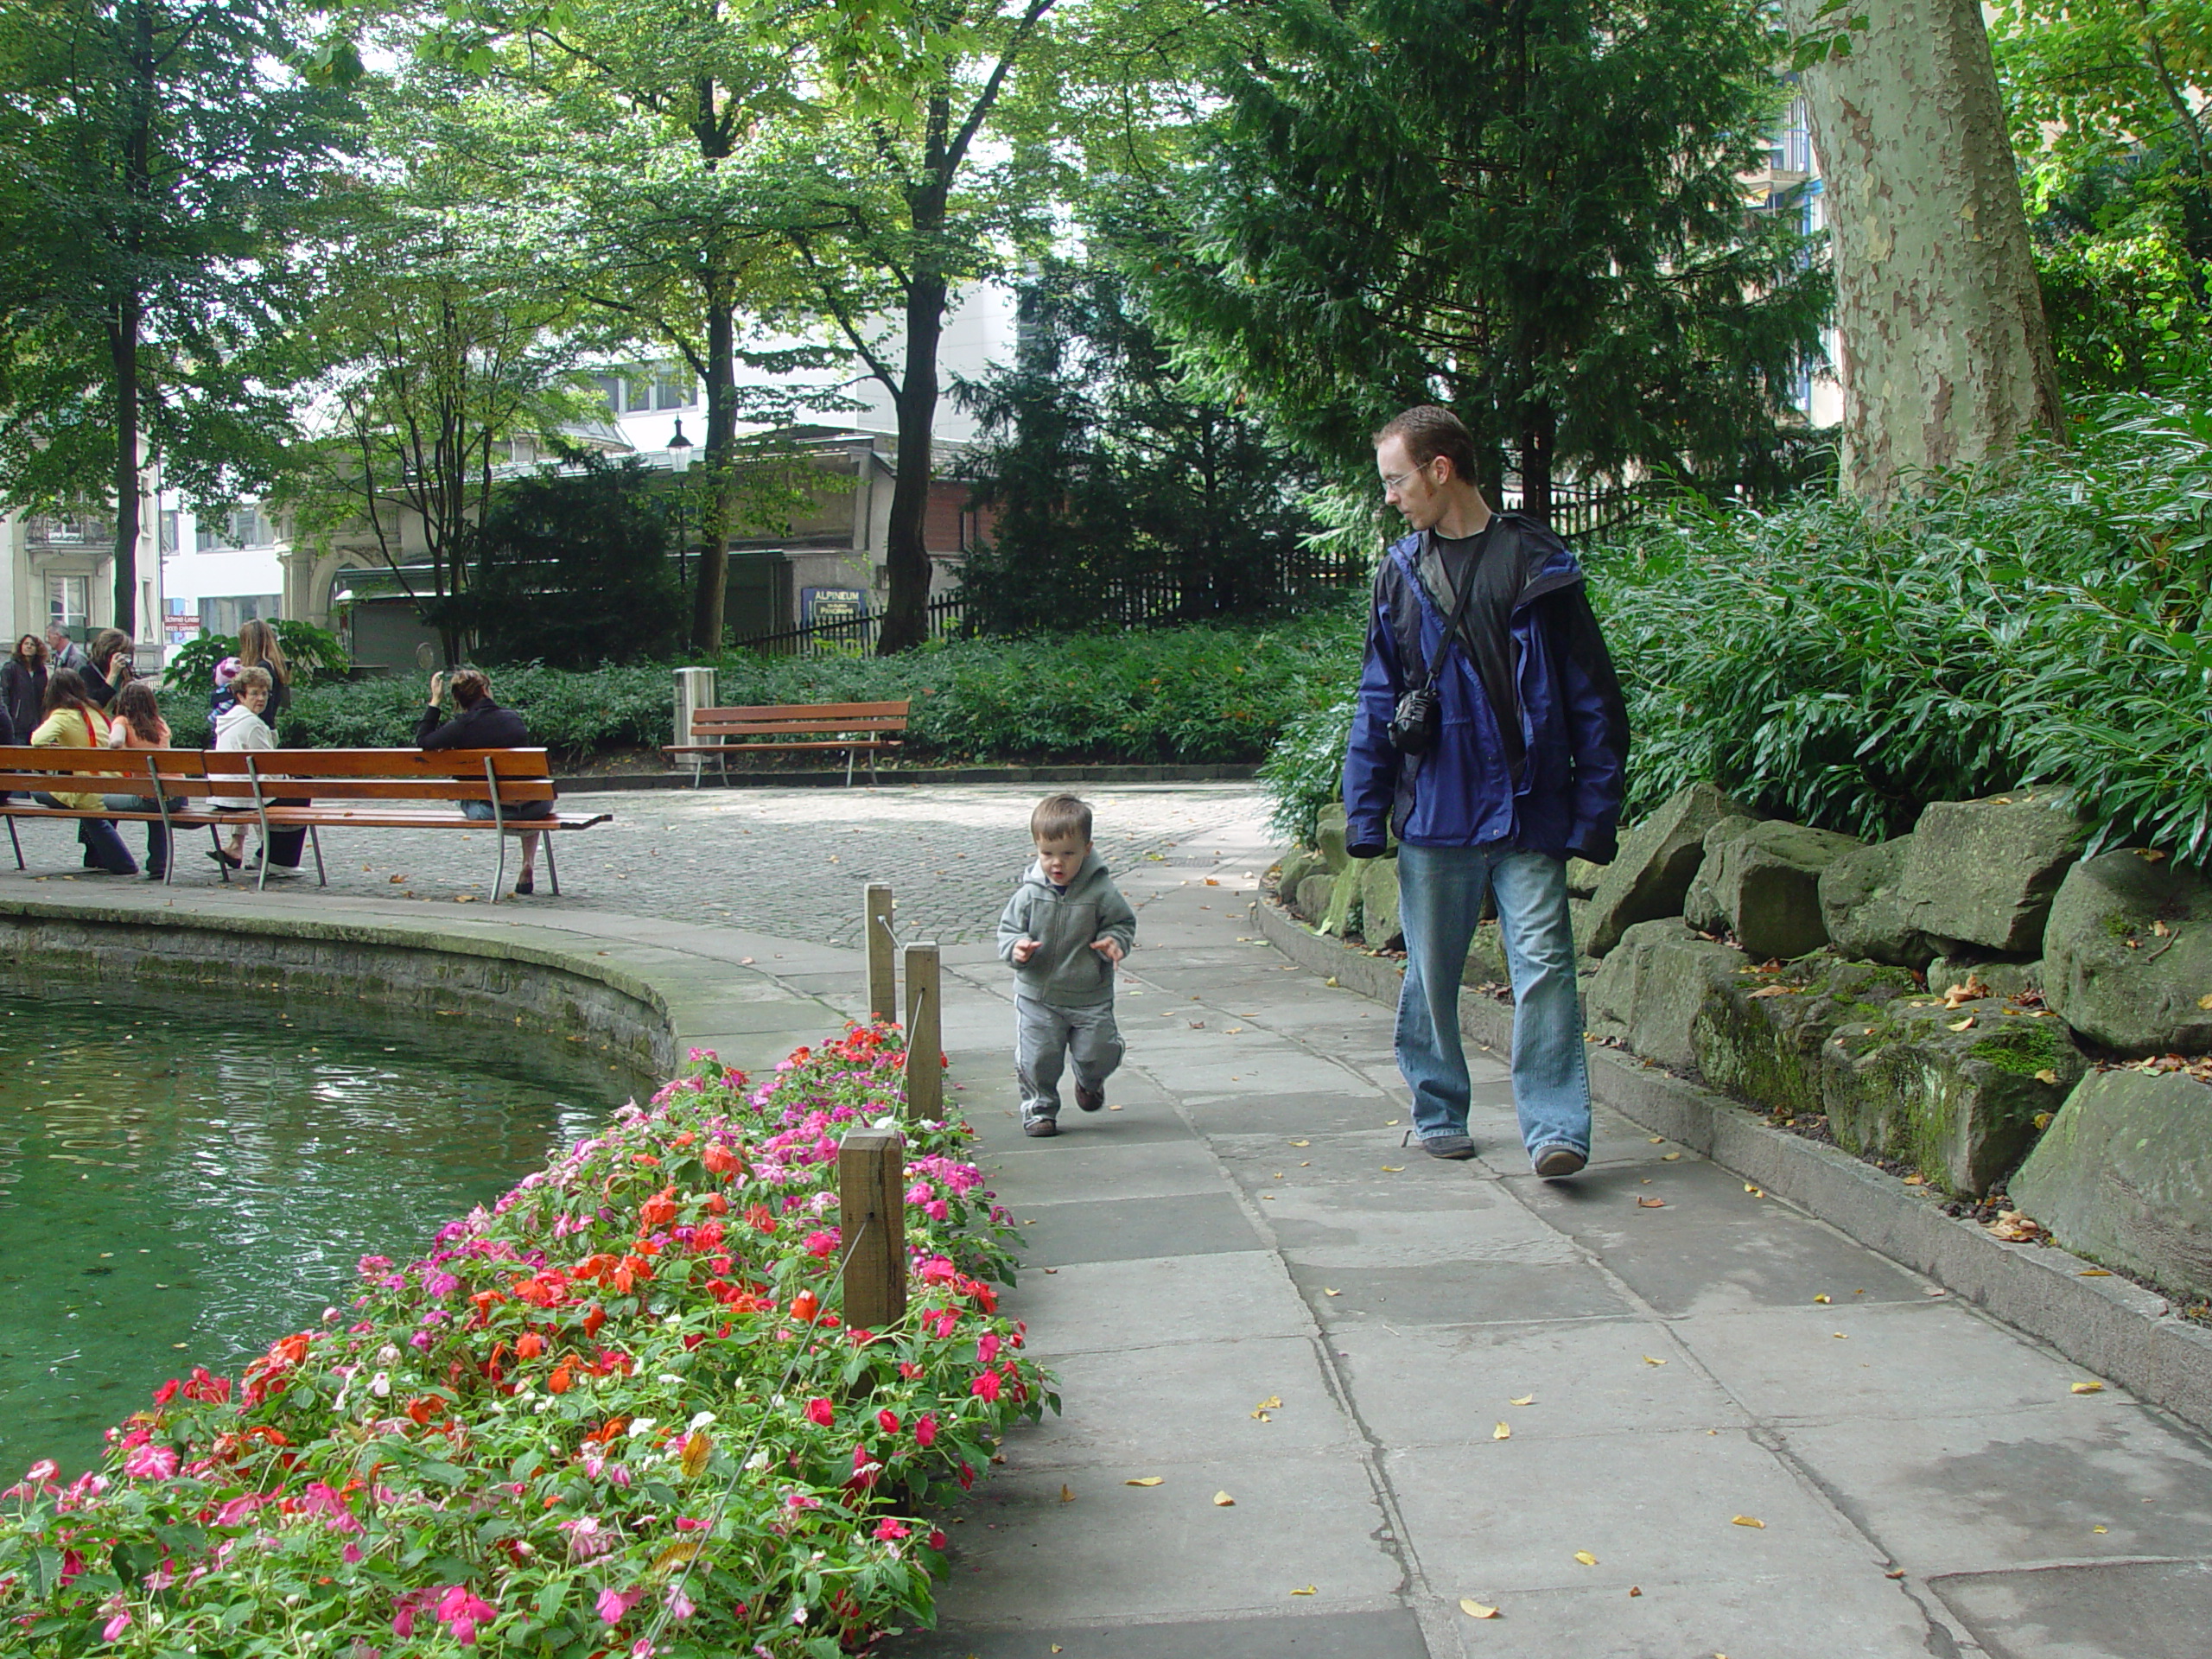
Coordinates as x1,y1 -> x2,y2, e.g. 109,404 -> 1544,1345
1015,995 -> 1125,1121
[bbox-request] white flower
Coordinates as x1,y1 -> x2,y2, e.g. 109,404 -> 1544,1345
657,1373 -> 684,1387
368,1372 -> 391,1398
744,1450 -> 770,1472
628,1417 -> 657,1440
376,1344 -> 400,1365
688,1411 -> 717,1431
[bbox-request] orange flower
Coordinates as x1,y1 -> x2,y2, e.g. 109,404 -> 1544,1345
548,1363 -> 572,1395
789,1291 -> 819,1324
517,1332 -> 544,1361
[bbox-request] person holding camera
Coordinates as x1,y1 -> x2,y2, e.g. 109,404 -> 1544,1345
1341,404 -> 1629,1177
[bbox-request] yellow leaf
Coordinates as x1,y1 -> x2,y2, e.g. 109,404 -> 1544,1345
1251,1396 -> 1282,1416
1637,1196 -> 1666,1208
1213,1491 -> 1236,1507
2093,1525 -> 2107,1534
651,1541 -> 702,1573
1289,1140 -> 1310,1147
1731,1515 -> 1765,1529
1060,1484 -> 1075,1503
1323,1287 -> 1341,1296
2034,1070 -> 2058,1085
2079,1268 -> 2113,1276
1643,1355 -> 1667,1366
2033,1110 -> 2054,1129
1573,1550 -> 1599,1566
1125,1477 -> 1163,1486
679,1430 -> 711,1479
1948,1016 -> 1976,1032
1649,1135 -> 1664,1143
1325,976 -> 1338,987
1510,1395 -> 1535,1406
1747,984 -> 1794,999
1662,1152 -> 1682,1161
1291,1585 -> 1317,1596
2071,1381 -> 2106,1395
1493,1422 -> 1510,1440
1813,1294 -> 1831,1304
1380,1165 -> 1404,1173
1745,1184 -> 1764,1196
2200,992 -> 2212,1010
1459,1599 -> 1501,1618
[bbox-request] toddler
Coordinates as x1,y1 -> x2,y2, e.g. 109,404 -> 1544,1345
996,794 -> 1137,1137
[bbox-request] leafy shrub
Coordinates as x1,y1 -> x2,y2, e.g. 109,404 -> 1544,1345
0,1025 -> 1049,1657
222,613 -> 1363,766
162,620 -> 351,693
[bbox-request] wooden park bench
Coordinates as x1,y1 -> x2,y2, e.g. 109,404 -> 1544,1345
664,700 -> 910,785
0,746 -> 609,902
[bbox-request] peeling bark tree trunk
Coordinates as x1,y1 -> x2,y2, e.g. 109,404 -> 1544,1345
1786,0 -> 2063,498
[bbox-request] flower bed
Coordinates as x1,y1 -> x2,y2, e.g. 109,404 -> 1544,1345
0,1024 -> 1051,1656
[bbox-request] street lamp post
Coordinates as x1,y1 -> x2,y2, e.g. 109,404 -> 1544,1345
667,419 -> 694,613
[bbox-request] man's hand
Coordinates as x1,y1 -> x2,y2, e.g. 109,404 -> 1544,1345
1090,938 -> 1126,965
1011,938 -> 1040,964
429,671 -> 445,708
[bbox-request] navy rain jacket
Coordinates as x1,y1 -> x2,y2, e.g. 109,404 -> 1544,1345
1341,514 -> 1629,862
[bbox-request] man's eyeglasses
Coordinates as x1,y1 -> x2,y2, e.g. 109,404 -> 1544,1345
1380,461 -> 1433,494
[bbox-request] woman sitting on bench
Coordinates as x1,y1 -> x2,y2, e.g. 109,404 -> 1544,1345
29,668 -> 136,874
417,668 -> 552,897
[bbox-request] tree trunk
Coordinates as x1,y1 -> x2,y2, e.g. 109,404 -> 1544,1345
690,289 -> 736,652
1786,0 -> 2063,498
879,266 -> 947,654
109,299 -> 141,638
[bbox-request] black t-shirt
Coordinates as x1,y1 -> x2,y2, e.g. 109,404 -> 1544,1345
1428,523 -> 1525,780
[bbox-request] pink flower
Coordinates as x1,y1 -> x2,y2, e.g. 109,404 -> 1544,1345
596,1585 -> 643,1626
802,1229 -> 840,1260
876,1408 -> 901,1435
560,1515 -> 615,1560
976,1332 -> 1001,1365
664,1586 -> 696,1621
914,1413 -> 938,1449
925,1198 -> 949,1222
804,1396 -> 834,1427
23,1459 -> 57,1485
435,1586 -> 496,1646
342,1542 -> 364,1565
784,1491 -> 822,1511
102,1611 -> 131,1641
971,1370 -> 1002,1402
873,1517 -> 910,1541
123,1442 -> 178,1480
928,1527 -> 949,1550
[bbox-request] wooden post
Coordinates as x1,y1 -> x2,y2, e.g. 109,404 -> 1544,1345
837,1127 -> 906,1331
865,883 -> 897,1022
903,941 -> 942,1119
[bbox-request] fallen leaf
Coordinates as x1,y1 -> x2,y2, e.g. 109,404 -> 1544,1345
1924,1287 -> 1948,1297
1747,984 -> 1794,999
2093,1524 -> 2107,1534
1662,1151 -> 1682,1161
1323,1287 -> 1341,1296
1212,1491 -> 1236,1507
1732,1515 -> 1764,1529
1510,1395 -> 1535,1406
1459,1599 -> 1500,1618
1744,1184 -> 1764,1197
386,873 -> 408,884
1380,1165 -> 1404,1173
453,894 -> 476,904
2071,1381 -> 2106,1395
2033,1069 -> 2059,1085
1325,976 -> 1338,987
1643,1355 -> 1667,1366
1042,1267 -> 1058,1274
1904,1173 -> 1927,1186
1637,1196 -> 1666,1208
1225,1027 -> 1244,1034
1947,1015 -> 1976,1032
2079,1268 -> 2113,1277
1573,1550 -> 1599,1566
1252,1396 -> 1282,1416
679,1431 -> 712,1478
1833,1332 -> 1848,1340
1289,1140 -> 1311,1147
1814,1294 -> 1831,1304
1885,1569 -> 1906,1580
1290,1585 -> 1316,1596
2154,918 -> 2173,938
1125,1477 -> 1163,1486
1649,1135 -> 1664,1143
2200,992 -> 2212,1011
1493,1422 -> 1510,1440
1628,1586 -> 1643,1597
740,956 -> 754,965
1205,877 -> 1220,886
1059,1485 -> 1075,1503
1942,975 -> 1990,1008
2142,849 -> 2170,862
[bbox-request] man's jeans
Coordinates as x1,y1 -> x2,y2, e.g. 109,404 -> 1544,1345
1395,842 -> 1591,1158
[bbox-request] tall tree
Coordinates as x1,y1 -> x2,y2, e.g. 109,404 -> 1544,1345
1783,0 -> 2063,495
1143,0 -> 1830,517
0,0 -> 355,632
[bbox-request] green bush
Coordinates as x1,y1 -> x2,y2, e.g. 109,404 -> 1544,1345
1257,394 -> 2212,861
207,614 -> 1363,766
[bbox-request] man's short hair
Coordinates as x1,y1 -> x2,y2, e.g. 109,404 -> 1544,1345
1374,404 -> 1480,485
1031,793 -> 1093,844
449,668 -> 491,706
232,665 -> 272,696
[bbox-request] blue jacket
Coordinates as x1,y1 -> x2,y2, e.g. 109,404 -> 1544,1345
1341,515 -> 1628,861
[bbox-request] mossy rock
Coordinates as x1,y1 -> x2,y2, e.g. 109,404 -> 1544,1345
1899,791 -> 2088,955
1359,856 -> 1403,949
1692,955 -> 1918,1120
1316,803 -> 1351,873
1586,918 -> 1749,1073
1820,836 -> 1940,969
1319,860 -> 1363,937
1821,995 -> 2083,1197
1585,782 -> 1753,957
2043,849 -> 2212,1056
1295,873 -> 1336,925
1277,848 -> 1328,903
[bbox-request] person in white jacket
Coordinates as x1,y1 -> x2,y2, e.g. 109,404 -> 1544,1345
208,666 -> 276,872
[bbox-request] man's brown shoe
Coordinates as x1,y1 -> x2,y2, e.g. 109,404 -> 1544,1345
1533,1144 -> 1586,1179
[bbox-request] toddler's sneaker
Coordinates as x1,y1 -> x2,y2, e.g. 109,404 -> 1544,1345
1075,1084 -> 1105,1113
1022,1113 -> 1059,1138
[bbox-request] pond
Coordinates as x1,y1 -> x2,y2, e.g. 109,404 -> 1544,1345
0,987 -> 637,1478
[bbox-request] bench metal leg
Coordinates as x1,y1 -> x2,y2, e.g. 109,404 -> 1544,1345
846,745 -> 856,787
308,825 -> 327,887
4,816 -> 20,872
543,832 -> 561,897
208,824 -> 231,882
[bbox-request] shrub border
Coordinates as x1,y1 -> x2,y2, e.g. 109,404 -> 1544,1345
1251,888 -> 2212,1437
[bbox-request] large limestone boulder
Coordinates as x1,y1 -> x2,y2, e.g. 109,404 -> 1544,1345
2012,1069 -> 2212,1300
1277,848 -> 1327,905
1319,861 -> 1363,937
1819,836 -> 1940,968
1586,919 -> 1750,1073
1692,956 -> 1918,1119
1295,872 -> 1336,925
1899,792 -> 2088,955
1565,856 -> 1607,898
1315,804 -> 1351,873
1585,783 -> 1754,957
1688,819 -> 1863,960
1822,997 -> 2084,1196
1682,816 -> 1762,934
1928,952 -> 2043,1004
1465,920 -> 1511,990
2043,849 -> 2212,1056
1359,856 -> 1403,949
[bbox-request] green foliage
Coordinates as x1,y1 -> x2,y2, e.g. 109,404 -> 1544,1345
162,620 -> 351,694
1586,394 -> 2212,861
1141,0 -> 1831,503
953,262 -> 1333,632
448,454 -> 683,667
1258,685 -> 1360,847
259,615 -> 1357,766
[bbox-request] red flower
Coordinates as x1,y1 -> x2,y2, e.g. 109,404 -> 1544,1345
957,1461 -> 976,1491
517,1332 -> 544,1360
805,1397 -> 835,1427
789,1291 -> 819,1324
928,1528 -> 949,1551
638,1186 -> 678,1232
548,1363 -> 573,1395
970,1371 -> 1001,1402
150,1378 -> 181,1407
914,1414 -> 938,1448
876,1408 -> 900,1435
702,1143 -> 741,1177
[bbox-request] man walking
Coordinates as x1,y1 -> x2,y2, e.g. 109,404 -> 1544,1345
1342,405 -> 1629,1176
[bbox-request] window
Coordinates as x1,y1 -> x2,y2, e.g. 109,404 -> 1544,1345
48,576 -> 88,632
159,509 -> 179,554
1770,97 -> 1813,175
654,369 -> 695,410
226,507 -> 275,547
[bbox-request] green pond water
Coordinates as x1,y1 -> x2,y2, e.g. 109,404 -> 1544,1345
0,988 -> 636,1478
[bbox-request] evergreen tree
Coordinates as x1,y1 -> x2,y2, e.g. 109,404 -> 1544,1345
955,264 -> 1325,633
1145,0 -> 1830,515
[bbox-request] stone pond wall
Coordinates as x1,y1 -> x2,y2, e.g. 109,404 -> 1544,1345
1277,785 -> 2212,1305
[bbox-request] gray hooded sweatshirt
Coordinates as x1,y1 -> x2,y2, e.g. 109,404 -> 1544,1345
995,848 -> 1138,1008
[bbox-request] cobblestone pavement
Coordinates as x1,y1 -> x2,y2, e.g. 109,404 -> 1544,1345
2,783 -> 1267,949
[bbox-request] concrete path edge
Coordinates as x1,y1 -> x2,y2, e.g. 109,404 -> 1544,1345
1251,888 -> 2212,1438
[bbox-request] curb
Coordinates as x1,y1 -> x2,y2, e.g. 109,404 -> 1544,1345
1249,887 -> 2212,1438
554,762 -> 1261,793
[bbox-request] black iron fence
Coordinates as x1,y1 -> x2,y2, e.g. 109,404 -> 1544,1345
733,594 -> 969,658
